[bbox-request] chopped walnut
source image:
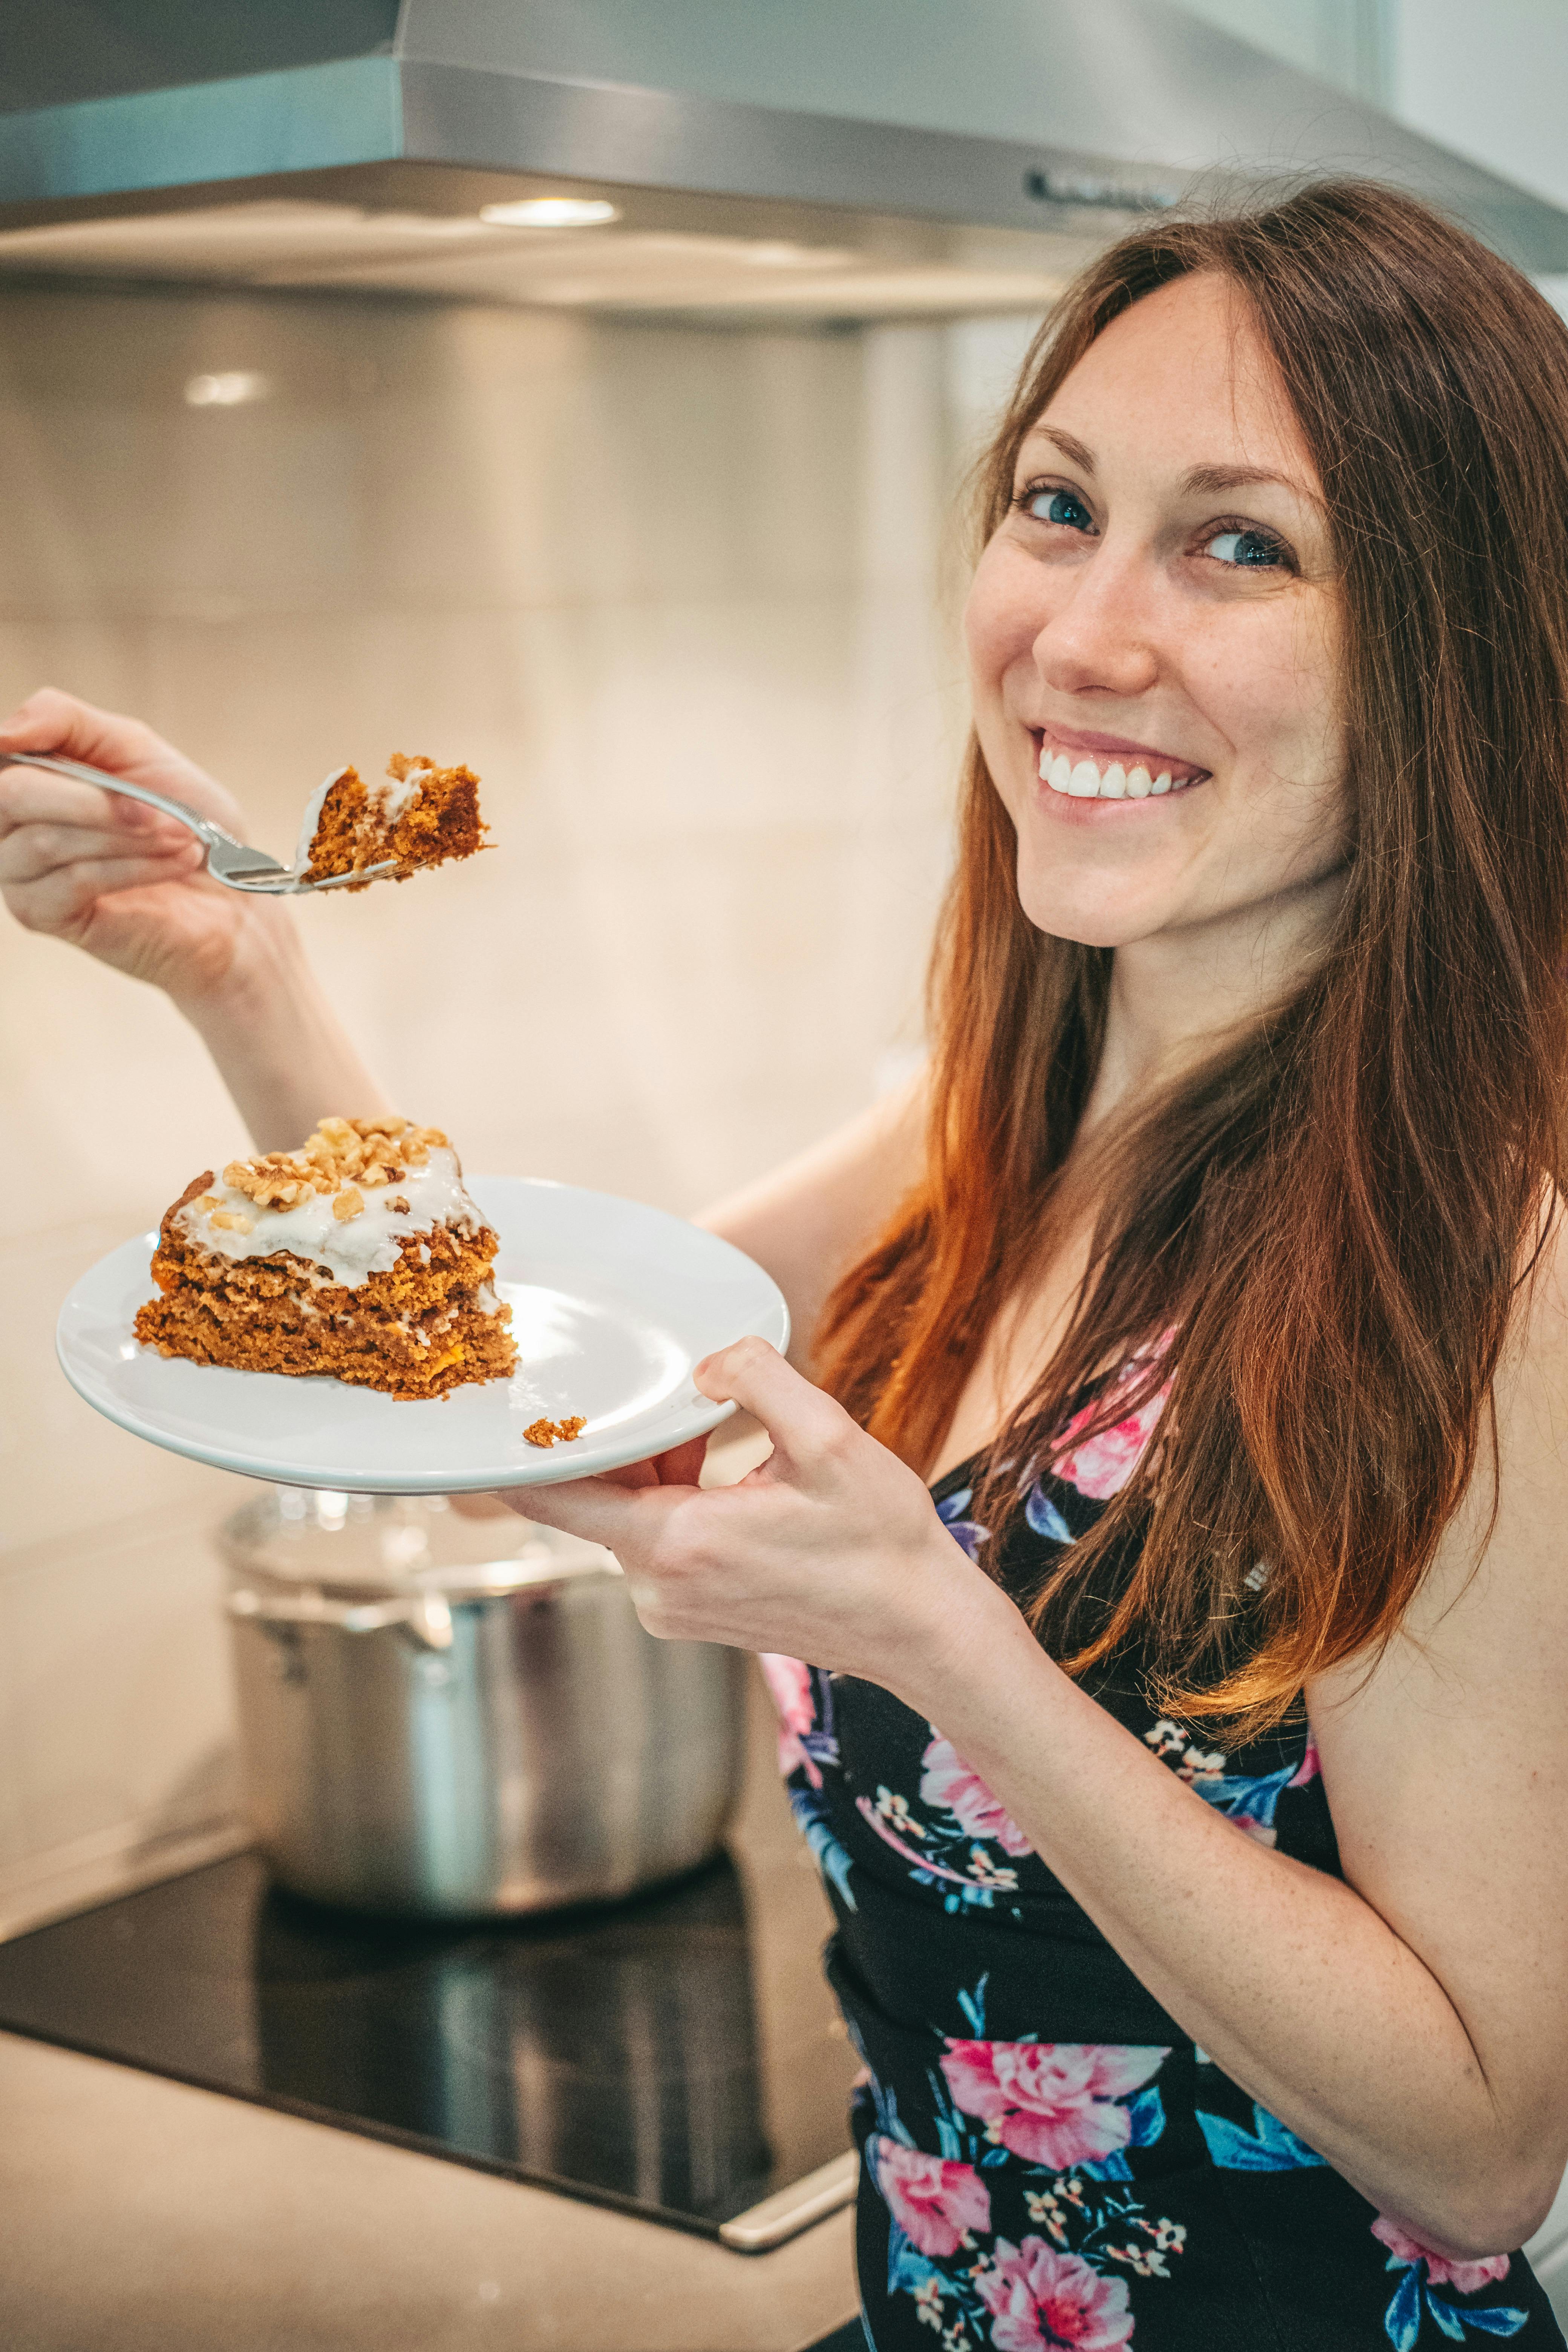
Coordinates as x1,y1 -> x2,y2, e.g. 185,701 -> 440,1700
389,1196 -> 410,1214
523,1414 -> 586,1449
333,1187 -> 364,1222
218,1116 -> 446,1213
209,1208 -> 253,1234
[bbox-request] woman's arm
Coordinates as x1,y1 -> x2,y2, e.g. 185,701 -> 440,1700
1,689 -> 926,1338
699,1073 -> 924,1366
501,1245 -> 1568,2262
0,689 -> 389,1146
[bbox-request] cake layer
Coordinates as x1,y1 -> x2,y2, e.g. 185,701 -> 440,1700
136,1115 -> 517,1399
135,1214 -> 515,1400
297,753 -> 486,889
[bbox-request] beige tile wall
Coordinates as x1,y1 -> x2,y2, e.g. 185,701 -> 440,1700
0,279 -> 1035,1894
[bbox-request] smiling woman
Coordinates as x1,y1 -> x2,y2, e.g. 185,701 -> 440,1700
5,177 -> 1568,2352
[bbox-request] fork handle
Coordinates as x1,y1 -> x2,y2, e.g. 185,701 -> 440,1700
2,750 -> 240,846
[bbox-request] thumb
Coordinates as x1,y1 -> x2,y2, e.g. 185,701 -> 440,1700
692,1336 -> 854,1477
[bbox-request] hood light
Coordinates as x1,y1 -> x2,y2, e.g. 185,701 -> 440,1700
185,370 -> 271,407
479,198 -> 621,230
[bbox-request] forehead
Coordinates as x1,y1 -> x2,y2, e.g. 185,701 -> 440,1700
1024,270 -> 1315,485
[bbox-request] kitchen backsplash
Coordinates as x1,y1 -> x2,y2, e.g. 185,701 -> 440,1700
0,278 -> 1035,1907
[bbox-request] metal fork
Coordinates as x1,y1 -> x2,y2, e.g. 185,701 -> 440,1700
3,751 -> 396,894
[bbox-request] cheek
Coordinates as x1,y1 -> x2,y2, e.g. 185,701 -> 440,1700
964,541 -> 1045,692
1197,603 -> 1342,783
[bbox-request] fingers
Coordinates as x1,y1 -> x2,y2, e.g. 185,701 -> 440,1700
693,1336 -> 856,1471
0,816 -> 203,882
0,767 -> 190,854
0,686 -> 167,773
500,1472 -> 684,1552
1,849 -> 202,936
0,686 -> 240,833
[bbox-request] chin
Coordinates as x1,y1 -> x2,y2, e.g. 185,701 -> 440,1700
1015,863 -> 1164,949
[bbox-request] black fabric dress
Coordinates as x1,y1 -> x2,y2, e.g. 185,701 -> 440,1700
762,1368 -> 1564,2352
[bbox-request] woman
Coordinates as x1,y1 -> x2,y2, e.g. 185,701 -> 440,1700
4,180 -> 1568,2347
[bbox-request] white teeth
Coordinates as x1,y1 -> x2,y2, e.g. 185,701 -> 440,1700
1038,742 -> 1196,799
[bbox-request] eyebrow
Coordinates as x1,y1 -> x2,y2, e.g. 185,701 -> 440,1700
1025,428 -> 1317,505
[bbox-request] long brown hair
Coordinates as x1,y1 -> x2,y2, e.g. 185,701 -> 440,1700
815,179 -> 1568,1737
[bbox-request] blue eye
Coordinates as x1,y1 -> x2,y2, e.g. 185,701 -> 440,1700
1204,527 -> 1286,568
1023,485 -> 1093,531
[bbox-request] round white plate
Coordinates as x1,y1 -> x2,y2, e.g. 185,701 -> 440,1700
56,1176 -> 789,1494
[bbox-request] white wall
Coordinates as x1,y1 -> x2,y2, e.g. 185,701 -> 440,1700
0,284 -> 983,1919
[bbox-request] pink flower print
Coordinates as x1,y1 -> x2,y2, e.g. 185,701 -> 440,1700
920,1736 -> 1034,1857
1370,2214 -> 1513,2295
870,2136 -> 991,2258
974,2236 -> 1135,2352
758,1652 -> 819,1785
940,2041 -> 1167,2170
1289,1740 -> 1320,1788
1053,1361 -> 1171,1500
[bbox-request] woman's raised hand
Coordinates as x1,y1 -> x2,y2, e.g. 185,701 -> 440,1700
0,686 -> 275,1005
500,1337 -> 1012,1701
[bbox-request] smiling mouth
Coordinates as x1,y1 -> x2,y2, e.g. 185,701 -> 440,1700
1032,732 -> 1210,801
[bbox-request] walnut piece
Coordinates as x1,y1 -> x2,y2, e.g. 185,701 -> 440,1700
209,1208 -> 253,1234
217,1116 -> 447,1214
333,1187 -> 364,1222
522,1414 -> 586,1449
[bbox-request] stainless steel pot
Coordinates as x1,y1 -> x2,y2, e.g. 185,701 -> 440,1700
220,1488 -> 747,1918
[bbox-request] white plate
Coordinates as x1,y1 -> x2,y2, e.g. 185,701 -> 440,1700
56,1176 -> 788,1494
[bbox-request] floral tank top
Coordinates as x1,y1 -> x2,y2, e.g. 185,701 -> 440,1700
764,1362 -> 1564,2352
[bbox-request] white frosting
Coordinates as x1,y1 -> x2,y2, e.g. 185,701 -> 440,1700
177,1145 -> 485,1290
291,763 -> 432,875
377,764 -> 429,821
292,766 -> 349,874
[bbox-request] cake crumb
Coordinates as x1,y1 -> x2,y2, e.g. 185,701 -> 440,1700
523,1414 -> 586,1449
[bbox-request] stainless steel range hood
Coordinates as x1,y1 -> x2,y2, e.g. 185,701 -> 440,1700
0,0 -> 1563,323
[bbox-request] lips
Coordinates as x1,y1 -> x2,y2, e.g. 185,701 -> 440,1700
1031,730 -> 1209,802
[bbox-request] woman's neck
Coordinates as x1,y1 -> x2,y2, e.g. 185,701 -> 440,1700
1081,869 -> 1345,1134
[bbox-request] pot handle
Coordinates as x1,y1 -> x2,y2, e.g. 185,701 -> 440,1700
228,1585 -> 455,1652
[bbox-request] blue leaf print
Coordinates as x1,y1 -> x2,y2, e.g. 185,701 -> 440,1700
1125,2085 -> 1167,2149
981,2147 -> 1010,2168
1386,2265 -> 1423,2350
1080,2151 -> 1135,2182
1196,2102 -> 1327,2171
935,1487 -> 990,1561
1191,1759 -> 1299,1836
956,1973 -> 990,2037
1459,2312 -> 1529,2338
1426,2296 -> 1467,2343
886,2219 -> 939,2299
1024,1481 -> 1074,1545
787,1787 -> 857,1911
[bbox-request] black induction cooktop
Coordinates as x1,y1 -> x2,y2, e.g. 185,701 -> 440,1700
0,1847 -> 859,2241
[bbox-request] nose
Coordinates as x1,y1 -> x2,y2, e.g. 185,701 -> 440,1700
1032,539 -> 1161,702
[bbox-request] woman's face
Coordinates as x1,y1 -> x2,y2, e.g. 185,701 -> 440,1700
965,270 -> 1347,952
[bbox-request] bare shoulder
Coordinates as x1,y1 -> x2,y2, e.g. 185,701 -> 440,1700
1317,1194 -> 1568,1720
1307,1196 -> 1568,2110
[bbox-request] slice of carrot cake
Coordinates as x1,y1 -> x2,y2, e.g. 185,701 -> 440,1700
296,754 -> 487,889
134,1116 -> 516,1399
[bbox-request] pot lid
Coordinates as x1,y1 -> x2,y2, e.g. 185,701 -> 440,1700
219,1487 -> 618,1600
